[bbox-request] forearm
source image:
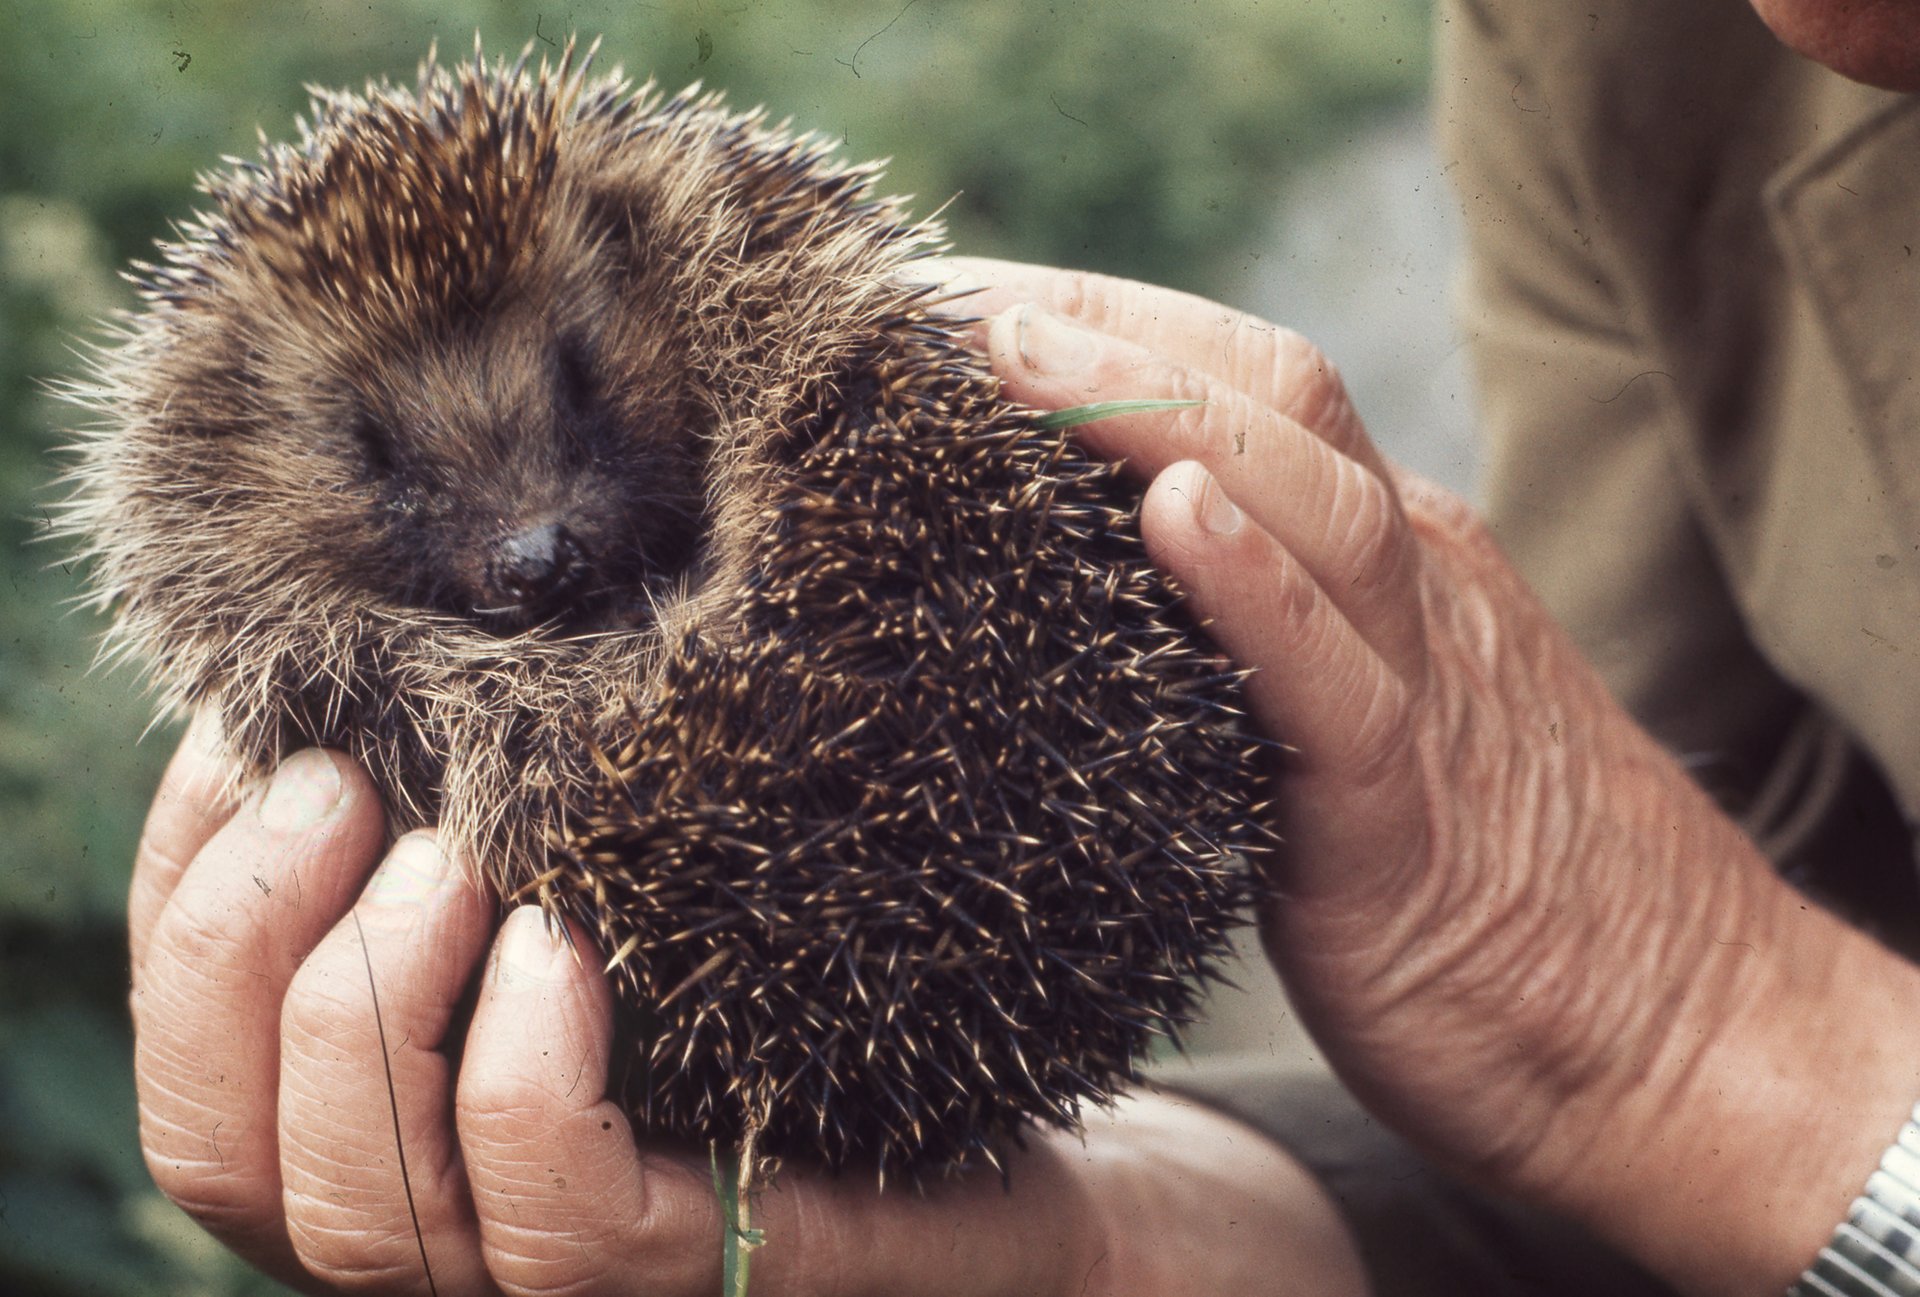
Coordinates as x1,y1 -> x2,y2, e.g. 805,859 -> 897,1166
1461,743 -> 1920,1297
1260,495 -> 1920,1297
1571,876 -> 1920,1297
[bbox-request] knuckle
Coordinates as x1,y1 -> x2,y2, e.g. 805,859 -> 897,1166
285,1211 -> 431,1295
1238,317 -> 1304,382
1296,356 -> 1354,433
147,880 -> 265,979
1260,554 -> 1327,646
471,1138 -> 709,1297
130,828 -> 197,901
279,1123 -> 468,1294
456,1075 -> 558,1149
477,1202 -> 639,1297
1268,327 -> 1346,402
1329,458 -> 1411,591
1300,355 -> 1353,423
141,1136 -> 268,1241
1262,328 -> 1370,457
281,953 -> 370,1058
1043,267 -> 1109,328
130,920 -> 254,1043
481,1229 -> 604,1297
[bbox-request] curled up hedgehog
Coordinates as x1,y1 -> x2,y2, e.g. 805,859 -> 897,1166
60,42 -> 1268,1184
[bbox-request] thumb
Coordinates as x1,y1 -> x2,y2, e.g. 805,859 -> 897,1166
1137,459 -> 1430,915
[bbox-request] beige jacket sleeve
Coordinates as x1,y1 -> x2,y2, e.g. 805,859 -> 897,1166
1438,0 -> 1799,780
1437,0 -> 1920,891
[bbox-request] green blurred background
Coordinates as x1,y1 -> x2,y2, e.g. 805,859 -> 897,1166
0,1 -> 1432,1290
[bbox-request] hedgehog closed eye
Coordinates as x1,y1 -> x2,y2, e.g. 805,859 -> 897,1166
555,332 -> 601,414
350,411 -> 398,476
59,37 -> 1268,1182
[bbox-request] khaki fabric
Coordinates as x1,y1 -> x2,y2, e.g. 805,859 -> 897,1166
1442,0 -> 1920,894
1163,4 -> 1920,1292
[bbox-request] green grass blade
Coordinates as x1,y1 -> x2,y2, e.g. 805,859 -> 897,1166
711,1144 -> 761,1297
1032,398 -> 1205,430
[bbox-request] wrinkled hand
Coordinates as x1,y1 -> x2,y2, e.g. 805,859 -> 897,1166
127,718 -> 1364,1295
945,257 -> 1920,1297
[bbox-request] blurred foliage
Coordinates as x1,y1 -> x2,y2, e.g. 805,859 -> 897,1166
0,0 -> 1429,1291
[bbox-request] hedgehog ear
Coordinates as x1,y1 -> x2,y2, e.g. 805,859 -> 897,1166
581,188 -> 654,271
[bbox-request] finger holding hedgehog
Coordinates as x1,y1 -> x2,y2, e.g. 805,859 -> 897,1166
277,830 -> 499,1295
929,257 -> 1386,481
130,746 -> 389,1288
82,35 -> 1374,1297
130,724 -> 1367,1296
974,294 -> 1427,685
66,40 -> 1270,1181
956,258 -> 1920,1297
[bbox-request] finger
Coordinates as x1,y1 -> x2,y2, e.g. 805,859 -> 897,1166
278,832 -> 498,1295
130,711 -> 244,977
1141,460 -> 1429,901
990,304 -> 1426,682
133,748 -> 387,1281
930,256 -> 1383,476
462,912 -> 1102,1297
459,907 -> 715,1297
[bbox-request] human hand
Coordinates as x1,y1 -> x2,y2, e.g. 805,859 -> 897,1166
127,718 -> 1366,1296
942,257 -> 1920,1296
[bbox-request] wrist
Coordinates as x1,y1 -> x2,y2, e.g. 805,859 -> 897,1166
1550,869 -> 1920,1297
1789,1101 -> 1920,1296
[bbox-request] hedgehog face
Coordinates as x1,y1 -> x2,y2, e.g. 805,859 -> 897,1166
63,47 -> 931,871
249,289 -> 709,634
134,109 -> 715,636
348,326 -> 658,631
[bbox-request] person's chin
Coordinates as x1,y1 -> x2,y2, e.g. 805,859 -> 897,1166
1749,0 -> 1920,92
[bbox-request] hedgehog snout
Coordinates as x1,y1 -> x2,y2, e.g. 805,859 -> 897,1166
486,521 -> 587,611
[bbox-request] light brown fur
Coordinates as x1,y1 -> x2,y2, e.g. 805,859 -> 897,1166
60,42 -> 1263,1174
59,43 -> 943,878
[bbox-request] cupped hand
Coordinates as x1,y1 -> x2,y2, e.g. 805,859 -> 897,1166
127,717 -> 1365,1295
940,257 -> 1920,1296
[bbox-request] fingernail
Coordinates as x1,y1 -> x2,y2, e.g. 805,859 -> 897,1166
173,710 -> 240,809
901,256 -> 981,299
1184,462 -> 1244,536
1005,304 -> 1098,377
364,832 -> 454,906
500,905 -> 567,983
259,749 -> 343,830
183,709 -> 226,761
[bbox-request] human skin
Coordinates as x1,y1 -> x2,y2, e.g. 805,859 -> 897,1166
129,720 -> 1368,1297
124,276 -> 1392,1296
127,261 -> 1920,1296
1746,0 -> 1920,90
946,261 -> 1920,1295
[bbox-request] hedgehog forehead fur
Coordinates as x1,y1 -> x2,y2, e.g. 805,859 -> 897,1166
63,43 -> 940,870
63,41 -> 1267,1176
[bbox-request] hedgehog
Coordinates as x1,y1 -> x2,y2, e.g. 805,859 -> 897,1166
59,41 -> 1267,1178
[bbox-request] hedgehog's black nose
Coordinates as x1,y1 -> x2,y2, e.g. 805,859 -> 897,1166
491,522 -> 585,607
